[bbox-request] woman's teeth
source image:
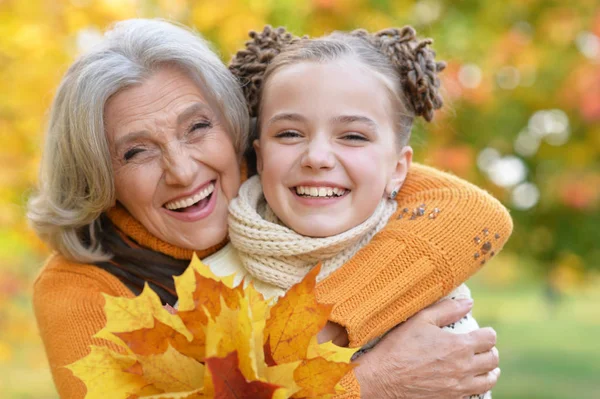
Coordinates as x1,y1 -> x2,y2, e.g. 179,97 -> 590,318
295,186 -> 346,197
165,183 -> 215,210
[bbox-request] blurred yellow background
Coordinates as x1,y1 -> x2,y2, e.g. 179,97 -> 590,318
1,0 -> 599,398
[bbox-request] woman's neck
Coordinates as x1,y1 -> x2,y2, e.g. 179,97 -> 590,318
106,203 -> 228,260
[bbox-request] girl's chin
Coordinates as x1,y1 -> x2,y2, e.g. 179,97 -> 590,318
288,221 -> 352,238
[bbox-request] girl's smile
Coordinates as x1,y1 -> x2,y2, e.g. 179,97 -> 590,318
255,59 -> 412,237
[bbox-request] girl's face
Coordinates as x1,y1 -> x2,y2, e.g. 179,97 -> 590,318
256,59 -> 412,237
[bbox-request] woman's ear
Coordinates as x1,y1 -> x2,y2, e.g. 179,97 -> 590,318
253,139 -> 263,175
386,146 -> 413,198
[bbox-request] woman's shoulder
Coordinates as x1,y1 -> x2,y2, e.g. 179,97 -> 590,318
33,252 -> 133,301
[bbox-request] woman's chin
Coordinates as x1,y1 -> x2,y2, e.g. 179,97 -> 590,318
168,228 -> 228,251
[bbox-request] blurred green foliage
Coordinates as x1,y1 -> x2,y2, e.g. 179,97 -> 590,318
0,0 -> 598,398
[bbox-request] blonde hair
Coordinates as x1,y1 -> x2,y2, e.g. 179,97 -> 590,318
230,26 -> 445,146
27,19 -> 249,263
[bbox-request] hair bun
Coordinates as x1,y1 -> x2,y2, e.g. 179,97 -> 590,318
371,26 -> 446,122
229,26 -> 300,117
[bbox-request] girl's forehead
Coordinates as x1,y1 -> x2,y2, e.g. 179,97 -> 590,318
261,60 -> 396,124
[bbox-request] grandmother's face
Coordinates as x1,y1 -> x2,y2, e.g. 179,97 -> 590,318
105,66 -> 240,250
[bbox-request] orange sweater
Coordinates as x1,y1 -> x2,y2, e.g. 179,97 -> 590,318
33,163 -> 512,398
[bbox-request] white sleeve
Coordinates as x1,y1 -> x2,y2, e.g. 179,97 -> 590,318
442,284 -> 492,399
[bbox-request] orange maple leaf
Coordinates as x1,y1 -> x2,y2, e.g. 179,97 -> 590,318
114,317 -> 192,357
292,357 -> 355,398
205,351 -> 281,399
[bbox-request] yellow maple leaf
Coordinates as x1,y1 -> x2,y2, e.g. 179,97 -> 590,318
264,265 -> 333,364
101,284 -> 192,341
66,346 -> 149,399
137,344 -> 205,393
306,336 -> 357,363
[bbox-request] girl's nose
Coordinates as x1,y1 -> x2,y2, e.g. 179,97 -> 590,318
300,140 -> 336,170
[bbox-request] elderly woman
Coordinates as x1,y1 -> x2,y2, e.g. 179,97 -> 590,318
29,19 -> 506,398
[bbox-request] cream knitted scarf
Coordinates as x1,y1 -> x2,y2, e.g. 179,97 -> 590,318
228,175 -> 397,291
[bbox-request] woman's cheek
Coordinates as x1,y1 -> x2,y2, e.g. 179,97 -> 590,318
115,162 -> 161,206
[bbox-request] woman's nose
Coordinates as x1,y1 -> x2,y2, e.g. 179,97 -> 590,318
300,140 -> 336,170
163,146 -> 197,186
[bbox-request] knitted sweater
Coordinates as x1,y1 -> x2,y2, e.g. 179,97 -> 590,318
33,163 -> 512,398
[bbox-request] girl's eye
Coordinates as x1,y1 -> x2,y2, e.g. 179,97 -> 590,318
275,130 -> 302,139
123,147 -> 145,161
341,133 -> 369,142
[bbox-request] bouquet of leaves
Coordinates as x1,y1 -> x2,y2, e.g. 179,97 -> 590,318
68,255 -> 357,398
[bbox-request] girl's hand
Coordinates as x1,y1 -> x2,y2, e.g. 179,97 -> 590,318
355,299 -> 500,399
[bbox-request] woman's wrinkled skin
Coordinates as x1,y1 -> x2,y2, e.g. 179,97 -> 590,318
106,66 -> 241,250
355,299 -> 500,399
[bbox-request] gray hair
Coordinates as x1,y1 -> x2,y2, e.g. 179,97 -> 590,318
27,19 -> 249,263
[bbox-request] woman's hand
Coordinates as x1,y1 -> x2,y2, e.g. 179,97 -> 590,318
354,299 -> 500,399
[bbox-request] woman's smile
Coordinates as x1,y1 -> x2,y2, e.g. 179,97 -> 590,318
162,179 -> 218,221
106,66 -> 241,249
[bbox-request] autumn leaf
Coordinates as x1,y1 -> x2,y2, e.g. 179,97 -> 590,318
114,318 -> 192,357
306,337 -> 357,363
139,389 -> 205,399
69,258 -> 356,398
264,265 -> 333,364
66,346 -> 150,399
101,284 -> 192,341
175,253 -> 238,313
205,351 -> 282,399
265,362 -> 302,398
137,345 -> 205,393
292,358 -> 355,398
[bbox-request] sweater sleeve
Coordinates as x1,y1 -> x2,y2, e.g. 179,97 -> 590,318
315,163 -> 513,347
33,254 -> 134,399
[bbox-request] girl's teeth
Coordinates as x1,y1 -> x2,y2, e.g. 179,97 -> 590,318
295,186 -> 346,197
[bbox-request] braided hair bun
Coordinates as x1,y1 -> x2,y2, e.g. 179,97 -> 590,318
372,26 -> 446,122
356,27 -> 446,122
229,26 -> 302,118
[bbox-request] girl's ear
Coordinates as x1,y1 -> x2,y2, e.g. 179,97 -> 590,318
253,139 -> 263,175
385,146 -> 413,198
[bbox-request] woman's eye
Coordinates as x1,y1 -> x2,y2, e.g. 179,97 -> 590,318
123,147 -> 145,161
190,121 -> 212,132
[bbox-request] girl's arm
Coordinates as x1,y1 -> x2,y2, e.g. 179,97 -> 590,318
315,163 -> 513,347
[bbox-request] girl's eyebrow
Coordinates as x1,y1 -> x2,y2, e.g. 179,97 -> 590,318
265,112 -> 307,128
332,115 -> 378,129
266,113 -> 378,130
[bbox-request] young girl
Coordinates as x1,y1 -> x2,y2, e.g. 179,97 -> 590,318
201,26 -> 506,398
